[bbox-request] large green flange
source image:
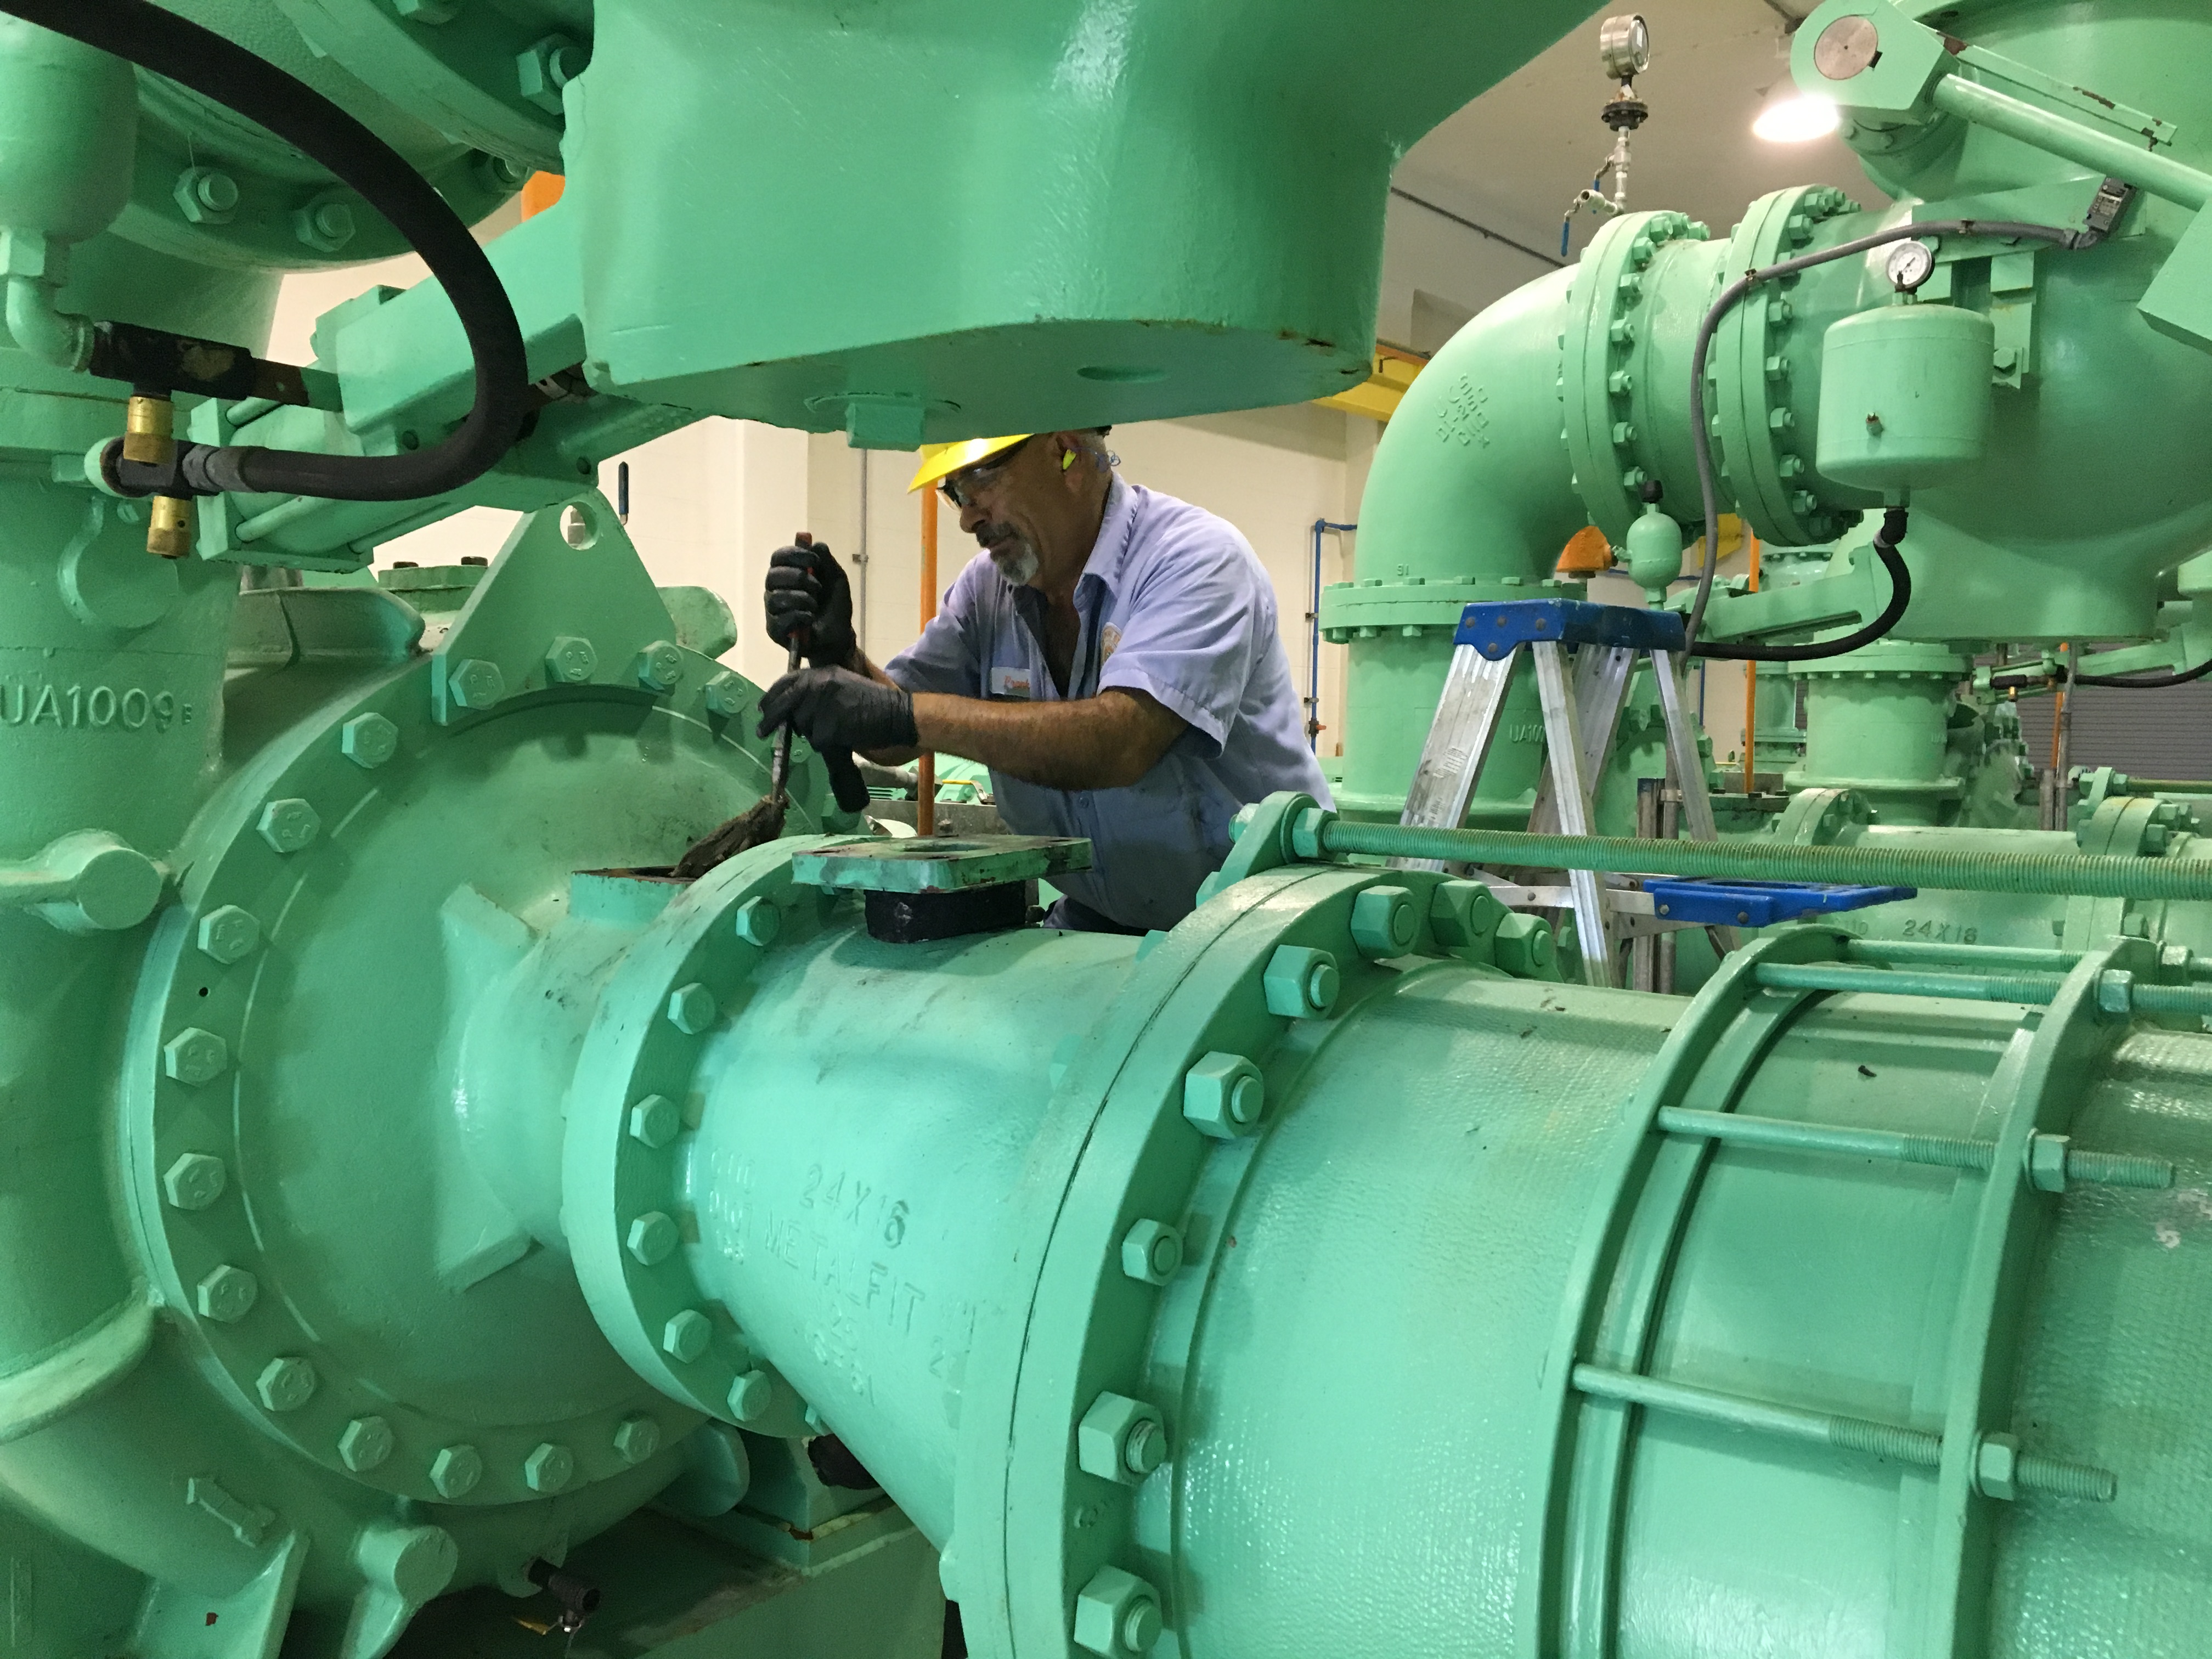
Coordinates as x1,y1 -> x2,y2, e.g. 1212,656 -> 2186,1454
950,793 -> 1538,1658
120,601 -> 781,1509
562,838 -> 854,1437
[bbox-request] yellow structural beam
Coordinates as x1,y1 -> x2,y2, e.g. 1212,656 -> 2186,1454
1316,345 -> 1427,422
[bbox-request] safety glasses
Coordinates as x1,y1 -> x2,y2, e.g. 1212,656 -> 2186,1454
939,435 -> 1037,509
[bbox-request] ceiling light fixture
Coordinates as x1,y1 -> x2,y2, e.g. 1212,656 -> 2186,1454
1752,84 -> 1841,143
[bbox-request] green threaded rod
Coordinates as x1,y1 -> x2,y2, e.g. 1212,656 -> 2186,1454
1309,818 -> 2212,902
1572,1365 -> 2117,1500
1755,963 -> 2066,1004
1657,1108 -> 2172,1189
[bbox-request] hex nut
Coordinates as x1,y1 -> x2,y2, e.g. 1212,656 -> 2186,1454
162,1152 -> 228,1210
339,1415 -> 395,1472
545,635 -> 597,685
1350,884 -> 1419,959
1974,1432 -> 2020,1502
1263,945 -> 1339,1018
197,905 -> 261,964
1182,1051 -> 1264,1140
628,1094 -> 681,1148
613,1414 -> 661,1464
173,166 -> 239,226
430,1443 -> 483,1499
292,194 -> 357,255
1119,1219 -> 1183,1286
704,672 -> 750,718
195,1265 -> 258,1323
341,713 -> 400,769
635,640 -> 684,692
726,1369 -> 774,1424
163,1027 -> 230,1086
1430,879 -> 1504,952
667,982 -> 718,1034
663,1308 -> 713,1363
257,798 -> 321,854
447,657 -> 506,710
1492,912 -> 1556,978
1073,1565 -> 1164,1657
627,1211 -> 678,1266
517,34 -> 587,114
523,1442 -> 574,1494
256,1357 -> 318,1413
734,897 -> 781,948
1076,1392 -> 1166,1487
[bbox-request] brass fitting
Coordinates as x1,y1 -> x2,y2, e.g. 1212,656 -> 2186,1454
122,394 -> 176,466
147,496 -> 196,559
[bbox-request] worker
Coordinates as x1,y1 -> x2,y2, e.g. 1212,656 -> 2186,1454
757,429 -> 1333,933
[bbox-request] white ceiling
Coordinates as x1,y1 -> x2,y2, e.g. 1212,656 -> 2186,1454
1395,0 -> 1889,260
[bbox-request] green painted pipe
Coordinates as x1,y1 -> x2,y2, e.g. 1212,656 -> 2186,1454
1930,75 -> 2212,212
1309,815 -> 2212,901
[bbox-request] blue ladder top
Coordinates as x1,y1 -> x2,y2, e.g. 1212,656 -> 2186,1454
1453,599 -> 1688,661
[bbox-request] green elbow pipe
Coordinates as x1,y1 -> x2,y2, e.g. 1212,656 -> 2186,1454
1327,265 -> 1589,820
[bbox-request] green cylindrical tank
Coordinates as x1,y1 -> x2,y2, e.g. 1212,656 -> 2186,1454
1816,303 -> 1995,495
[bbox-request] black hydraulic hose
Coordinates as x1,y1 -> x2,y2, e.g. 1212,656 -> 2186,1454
1681,218 -> 2098,658
1694,508 -> 1912,662
1993,654 -> 2212,691
1,0 -> 528,503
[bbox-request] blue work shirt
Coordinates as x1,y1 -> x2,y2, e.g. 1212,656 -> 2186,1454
885,478 -> 1333,930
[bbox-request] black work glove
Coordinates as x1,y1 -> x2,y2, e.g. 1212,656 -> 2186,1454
765,541 -> 858,668
759,667 -> 918,754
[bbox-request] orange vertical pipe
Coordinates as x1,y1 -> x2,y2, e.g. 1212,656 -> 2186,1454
917,487 -> 939,836
1742,529 -> 1762,797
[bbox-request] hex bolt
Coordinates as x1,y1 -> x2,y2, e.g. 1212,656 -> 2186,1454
172,166 -> 239,226
704,672 -> 750,718
627,1211 -> 679,1266
1349,885 -> 1418,959
663,1309 -> 713,1363
1492,912 -> 1556,978
613,1414 -> 661,1464
195,1265 -> 258,1323
339,1415 -> 394,1472
292,195 -> 357,255
341,713 -> 400,770
1429,879 -> 1503,953
447,658 -> 506,711
1119,1219 -> 1183,1286
628,1094 -> 681,1148
196,905 -> 261,964
734,897 -> 781,948
634,640 -> 684,693
667,982 -> 718,1034
1073,1565 -> 1164,1657
1182,1051 -> 1265,1140
727,1369 -> 774,1424
257,798 -> 321,854
1076,1393 -> 1167,1488
517,34 -> 588,114
1262,945 -> 1339,1018
545,636 -> 598,685
430,1443 -> 483,1499
163,1152 -> 228,1210
163,1028 -> 230,1086
523,1442 -> 574,1494
256,1357 -> 318,1413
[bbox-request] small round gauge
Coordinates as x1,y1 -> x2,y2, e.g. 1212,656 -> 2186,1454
1599,15 -> 1651,81
1886,239 -> 1937,294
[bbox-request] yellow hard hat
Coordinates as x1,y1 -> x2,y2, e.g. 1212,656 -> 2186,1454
909,435 -> 1031,494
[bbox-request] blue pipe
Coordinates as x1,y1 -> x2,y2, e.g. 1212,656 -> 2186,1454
1310,519 -> 1356,751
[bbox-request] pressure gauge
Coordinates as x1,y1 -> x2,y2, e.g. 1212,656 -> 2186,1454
1885,239 -> 1937,294
1599,15 -> 1651,82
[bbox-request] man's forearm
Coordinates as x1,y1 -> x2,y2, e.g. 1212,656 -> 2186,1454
908,690 -> 1181,791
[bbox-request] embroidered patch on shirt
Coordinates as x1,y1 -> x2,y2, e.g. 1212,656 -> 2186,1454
989,665 -> 1035,700
1101,623 -> 1122,662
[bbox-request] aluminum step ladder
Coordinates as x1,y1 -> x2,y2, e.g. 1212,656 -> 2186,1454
1395,599 -> 1731,989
